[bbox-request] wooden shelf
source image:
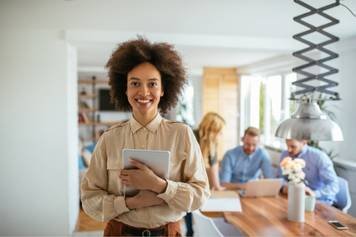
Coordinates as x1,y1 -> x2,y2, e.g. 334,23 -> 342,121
78,79 -> 109,85
78,76 -> 111,143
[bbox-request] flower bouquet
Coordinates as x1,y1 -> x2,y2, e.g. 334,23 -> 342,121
280,157 -> 306,184
280,157 -> 306,222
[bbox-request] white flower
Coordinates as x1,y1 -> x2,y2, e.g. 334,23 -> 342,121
294,158 -> 306,167
280,156 -> 306,184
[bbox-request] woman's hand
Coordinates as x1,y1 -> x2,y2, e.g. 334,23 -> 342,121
120,159 -> 167,193
125,190 -> 164,210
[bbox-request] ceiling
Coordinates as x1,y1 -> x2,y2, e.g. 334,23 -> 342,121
4,0 -> 354,77
71,0 -> 356,78
76,42 -> 283,75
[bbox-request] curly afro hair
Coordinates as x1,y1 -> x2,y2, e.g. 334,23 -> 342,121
106,37 -> 187,113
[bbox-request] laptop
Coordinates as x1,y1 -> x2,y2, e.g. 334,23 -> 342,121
240,178 -> 283,197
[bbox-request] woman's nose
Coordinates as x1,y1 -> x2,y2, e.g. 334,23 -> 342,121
138,85 -> 149,96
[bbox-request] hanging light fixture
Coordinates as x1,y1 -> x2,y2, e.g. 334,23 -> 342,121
275,0 -> 344,141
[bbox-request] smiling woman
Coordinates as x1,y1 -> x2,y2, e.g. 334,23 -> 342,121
107,38 -> 186,115
80,37 -> 210,237
126,63 -> 164,125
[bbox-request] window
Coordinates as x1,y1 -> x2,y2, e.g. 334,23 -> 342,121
266,75 -> 283,146
241,72 -> 297,149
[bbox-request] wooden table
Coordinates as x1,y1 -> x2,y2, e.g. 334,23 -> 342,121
221,195 -> 356,236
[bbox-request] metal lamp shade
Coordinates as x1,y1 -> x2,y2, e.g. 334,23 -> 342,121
275,99 -> 343,141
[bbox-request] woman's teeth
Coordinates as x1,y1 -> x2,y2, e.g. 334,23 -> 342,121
137,99 -> 150,103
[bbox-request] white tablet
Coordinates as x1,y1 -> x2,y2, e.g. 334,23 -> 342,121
122,148 -> 170,195
122,148 -> 170,177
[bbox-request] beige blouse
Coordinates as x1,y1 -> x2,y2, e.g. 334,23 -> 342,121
81,114 -> 210,228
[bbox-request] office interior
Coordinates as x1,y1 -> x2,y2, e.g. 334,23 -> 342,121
1,0 -> 356,235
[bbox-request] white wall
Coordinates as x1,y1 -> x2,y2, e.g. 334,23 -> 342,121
67,44 -> 80,234
336,38 -> 356,162
319,37 -> 356,162
0,29 -> 77,235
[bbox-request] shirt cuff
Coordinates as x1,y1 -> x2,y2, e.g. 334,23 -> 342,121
157,179 -> 179,203
114,196 -> 130,214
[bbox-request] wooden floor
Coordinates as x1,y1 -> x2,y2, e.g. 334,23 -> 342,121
75,208 -> 106,232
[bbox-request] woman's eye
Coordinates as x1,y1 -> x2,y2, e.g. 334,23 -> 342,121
149,82 -> 158,87
130,81 -> 140,87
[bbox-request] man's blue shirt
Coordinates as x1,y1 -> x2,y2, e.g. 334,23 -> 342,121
219,146 -> 273,183
279,145 -> 339,205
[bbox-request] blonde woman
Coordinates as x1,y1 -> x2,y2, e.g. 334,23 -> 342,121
196,112 -> 226,191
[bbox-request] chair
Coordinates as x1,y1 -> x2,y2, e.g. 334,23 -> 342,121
192,210 -> 223,237
334,177 -> 352,213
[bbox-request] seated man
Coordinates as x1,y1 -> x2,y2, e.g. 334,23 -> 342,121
220,127 -> 273,189
279,139 -> 339,205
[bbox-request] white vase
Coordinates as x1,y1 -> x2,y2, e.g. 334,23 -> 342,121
287,182 -> 305,222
